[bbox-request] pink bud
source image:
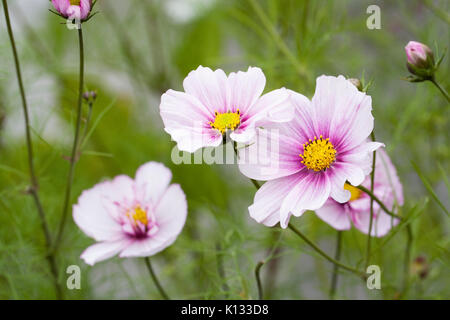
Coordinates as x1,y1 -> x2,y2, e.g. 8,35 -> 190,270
51,0 -> 93,21
405,41 -> 435,78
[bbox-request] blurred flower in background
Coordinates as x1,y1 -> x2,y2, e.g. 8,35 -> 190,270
315,148 -> 403,237
74,162 -> 187,265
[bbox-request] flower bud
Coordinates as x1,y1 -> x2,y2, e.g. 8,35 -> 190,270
51,0 -> 93,21
405,41 -> 435,79
411,255 -> 429,280
348,78 -> 363,92
83,90 -> 97,103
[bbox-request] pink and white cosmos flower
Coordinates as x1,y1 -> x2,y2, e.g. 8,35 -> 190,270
239,75 -> 384,228
73,162 -> 187,266
316,148 -> 403,237
51,0 -> 92,21
159,66 -> 294,153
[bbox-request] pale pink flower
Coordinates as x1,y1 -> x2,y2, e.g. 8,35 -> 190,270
315,148 -> 403,237
159,66 -> 294,153
239,75 -> 384,228
74,162 -> 187,266
51,0 -> 92,21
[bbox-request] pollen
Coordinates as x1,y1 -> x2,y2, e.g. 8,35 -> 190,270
299,135 -> 337,172
344,183 -> 362,201
69,0 -> 81,5
209,110 -> 241,134
127,205 -> 148,226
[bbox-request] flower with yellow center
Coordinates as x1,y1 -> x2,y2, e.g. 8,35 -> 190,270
127,205 -> 148,226
209,110 -> 241,135
344,183 -> 362,201
299,135 -> 337,172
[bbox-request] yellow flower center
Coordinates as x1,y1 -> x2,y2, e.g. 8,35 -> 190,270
127,206 -> 148,226
70,0 -> 81,5
344,183 -> 362,201
209,110 -> 241,134
300,135 -> 337,172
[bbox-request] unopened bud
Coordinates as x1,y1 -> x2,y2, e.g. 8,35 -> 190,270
405,41 -> 435,79
83,91 -> 97,103
411,255 -> 429,280
348,78 -> 363,92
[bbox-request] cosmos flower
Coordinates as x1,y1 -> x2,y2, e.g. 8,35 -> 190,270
51,0 -> 92,21
159,66 -> 294,153
239,75 -> 384,228
315,148 -> 403,237
73,162 -> 187,266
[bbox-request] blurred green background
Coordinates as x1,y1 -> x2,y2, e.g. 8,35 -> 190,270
0,0 -> 448,299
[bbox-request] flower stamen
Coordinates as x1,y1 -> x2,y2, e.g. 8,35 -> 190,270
300,135 -> 336,172
209,110 -> 240,134
127,205 -> 148,226
344,183 -> 362,201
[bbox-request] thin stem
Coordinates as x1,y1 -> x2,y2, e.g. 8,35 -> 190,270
232,141 -> 261,189
144,258 -> 170,300
329,231 -> 342,299
248,0 -> 309,80
365,132 -> 377,269
402,224 -> 413,296
2,0 -> 62,299
356,185 -> 402,220
80,100 -> 94,147
288,223 -> 365,278
254,261 -> 264,300
430,78 -> 450,103
215,242 -> 229,297
54,27 -> 85,250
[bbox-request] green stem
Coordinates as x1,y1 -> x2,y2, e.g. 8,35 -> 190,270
232,141 -> 261,189
247,0 -> 309,80
215,242 -> 229,297
356,185 -> 402,220
329,231 -> 342,299
254,261 -> 264,300
365,132 -> 377,269
80,100 -> 94,147
430,78 -> 450,103
144,258 -> 170,300
288,223 -> 365,278
2,0 -> 62,299
54,27 -> 85,250
402,224 -> 413,297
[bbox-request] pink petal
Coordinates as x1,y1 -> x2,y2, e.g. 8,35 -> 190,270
73,180 -> 127,242
248,174 -> 305,227
311,75 -> 374,151
66,5 -> 81,20
183,66 -> 229,114
246,88 -> 294,127
280,171 -> 331,228
118,237 -> 169,258
81,239 -> 130,266
52,0 -> 70,13
227,67 -> 266,114
238,126 -> 303,181
135,162 -> 172,205
315,200 -> 352,230
79,0 -> 92,20
154,184 -> 188,239
160,89 -> 222,152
